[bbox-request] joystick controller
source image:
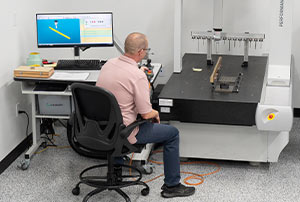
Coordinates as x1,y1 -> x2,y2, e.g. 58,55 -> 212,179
146,59 -> 153,70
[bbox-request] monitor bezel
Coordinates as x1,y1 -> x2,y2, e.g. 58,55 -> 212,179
36,12 -> 114,48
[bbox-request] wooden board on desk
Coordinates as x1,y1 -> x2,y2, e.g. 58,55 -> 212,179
14,66 -> 54,78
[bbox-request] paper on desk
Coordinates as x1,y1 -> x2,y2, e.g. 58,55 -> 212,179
51,72 -> 90,81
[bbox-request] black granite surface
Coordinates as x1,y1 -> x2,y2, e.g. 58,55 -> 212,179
159,54 -> 268,125
160,54 -> 267,103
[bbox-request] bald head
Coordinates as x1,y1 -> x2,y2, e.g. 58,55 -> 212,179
124,32 -> 148,55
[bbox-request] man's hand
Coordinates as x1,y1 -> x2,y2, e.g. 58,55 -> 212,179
141,109 -> 160,124
153,112 -> 160,124
140,66 -> 149,72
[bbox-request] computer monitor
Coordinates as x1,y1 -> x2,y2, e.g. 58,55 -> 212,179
36,12 -> 114,56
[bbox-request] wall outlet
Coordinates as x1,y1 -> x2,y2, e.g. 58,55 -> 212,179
16,103 -> 20,117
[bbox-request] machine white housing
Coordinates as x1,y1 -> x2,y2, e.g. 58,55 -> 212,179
256,0 -> 293,132
171,0 -> 294,162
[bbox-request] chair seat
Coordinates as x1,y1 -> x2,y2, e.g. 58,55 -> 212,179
85,143 -> 146,157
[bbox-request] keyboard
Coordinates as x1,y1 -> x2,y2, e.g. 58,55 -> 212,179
55,59 -> 105,70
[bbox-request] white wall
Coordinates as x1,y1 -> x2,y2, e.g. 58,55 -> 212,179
17,0 -> 175,84
182,0 -> 271,56
0,0 -> 175,162
0,1 -> 33,161
1,0 -> 300,161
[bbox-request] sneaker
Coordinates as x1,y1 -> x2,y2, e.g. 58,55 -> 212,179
161,183 -> 195,198
161,184 -> 168,191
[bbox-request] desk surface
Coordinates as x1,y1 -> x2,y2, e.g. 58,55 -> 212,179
14,63 -> 161,84
15,63 -> 162,96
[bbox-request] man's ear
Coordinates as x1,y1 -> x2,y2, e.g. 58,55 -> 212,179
137,49 -> 143,56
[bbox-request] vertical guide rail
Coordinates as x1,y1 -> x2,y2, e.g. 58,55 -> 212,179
242,33 -> 249,67
207,37 -> 213,65
174,0 -> 183,73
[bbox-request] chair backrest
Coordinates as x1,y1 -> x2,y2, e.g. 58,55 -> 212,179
71,83 -> 124,152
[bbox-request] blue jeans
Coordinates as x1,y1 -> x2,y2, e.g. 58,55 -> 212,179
135,122 -> 181,187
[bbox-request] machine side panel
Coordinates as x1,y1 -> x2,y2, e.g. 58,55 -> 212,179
160,98 -> 257,126
172,121 -> 269,162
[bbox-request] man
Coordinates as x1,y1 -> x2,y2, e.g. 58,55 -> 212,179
96,32 -> 195,198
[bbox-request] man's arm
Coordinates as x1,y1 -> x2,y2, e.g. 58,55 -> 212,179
141,109 -> 160,123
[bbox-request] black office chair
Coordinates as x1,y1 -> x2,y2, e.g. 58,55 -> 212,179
67,83 -> 150,202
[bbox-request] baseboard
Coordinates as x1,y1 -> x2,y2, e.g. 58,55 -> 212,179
0,134 -> 32,175
294,108 -> 300,117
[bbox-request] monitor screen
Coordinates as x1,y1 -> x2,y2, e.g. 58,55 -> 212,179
36,12 -> 114,48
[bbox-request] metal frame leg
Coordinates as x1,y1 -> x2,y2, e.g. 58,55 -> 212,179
19,94 -> 43,170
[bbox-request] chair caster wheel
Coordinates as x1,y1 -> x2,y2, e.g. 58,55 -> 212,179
18,159 -> 30,170
141,188 -> 149,196
72,187 -> 80,195
141,164 -> 153,175
143,166 -> 153,175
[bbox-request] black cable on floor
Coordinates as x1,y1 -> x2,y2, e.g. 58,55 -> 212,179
18,111 -> 29,137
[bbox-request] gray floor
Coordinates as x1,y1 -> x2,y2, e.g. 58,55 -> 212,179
1,119 -> 300,202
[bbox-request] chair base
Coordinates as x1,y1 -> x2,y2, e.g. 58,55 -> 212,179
72,163 -> 150,202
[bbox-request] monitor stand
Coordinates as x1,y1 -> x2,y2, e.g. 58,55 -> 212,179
73,46 -> 90,59
74,46 -> 80,57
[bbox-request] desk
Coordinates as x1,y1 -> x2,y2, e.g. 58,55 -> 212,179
15,63 -> 162,170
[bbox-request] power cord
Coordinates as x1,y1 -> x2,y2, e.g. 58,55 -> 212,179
129,150 -> 221,186
41,133 -> 57,147
32,118 -> 71,154
35,133 -> 71,154
18,110 -> 29,137
35,145 -> 71,155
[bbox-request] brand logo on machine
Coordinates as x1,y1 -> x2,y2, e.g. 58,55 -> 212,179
46,103 -> 63,107
279,0 -> 284,27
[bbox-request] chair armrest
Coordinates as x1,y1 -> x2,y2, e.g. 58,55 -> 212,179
119,119 -> 150,139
